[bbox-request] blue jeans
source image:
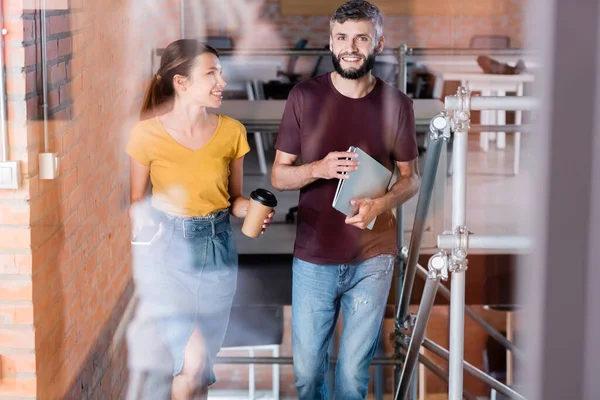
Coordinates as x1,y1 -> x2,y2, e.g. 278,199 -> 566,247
291,254 -> 395,400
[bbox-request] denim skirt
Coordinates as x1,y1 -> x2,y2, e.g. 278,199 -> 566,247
130,209 -> 238,386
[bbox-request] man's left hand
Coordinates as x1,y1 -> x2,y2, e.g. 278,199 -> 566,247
345,198 -> 379,229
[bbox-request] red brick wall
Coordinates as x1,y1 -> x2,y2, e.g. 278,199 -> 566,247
63,282 -> 134,399
0,0 -> 180,398
185,0 -> 525,48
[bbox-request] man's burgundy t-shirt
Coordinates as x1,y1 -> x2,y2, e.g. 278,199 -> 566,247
275,73 -> 418,265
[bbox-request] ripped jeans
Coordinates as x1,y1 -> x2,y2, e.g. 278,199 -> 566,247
291,254 -> 395,400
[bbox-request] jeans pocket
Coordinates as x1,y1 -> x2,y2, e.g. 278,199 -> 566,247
363,254 -> 395,278
152,225 -> 174,257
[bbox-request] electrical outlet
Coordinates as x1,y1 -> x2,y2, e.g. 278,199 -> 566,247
0,161 -> 20,189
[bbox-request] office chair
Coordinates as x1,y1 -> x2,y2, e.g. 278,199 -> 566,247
285,206 -> 298,223
372,60 -> 397,86
262,39 -> 309,100
205,35 -> 234,49
310,45 -> 336,78
277,38 -> 309,82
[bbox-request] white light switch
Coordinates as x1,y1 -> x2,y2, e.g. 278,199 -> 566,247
39,153 -> 59,180
0,161 -> 20,189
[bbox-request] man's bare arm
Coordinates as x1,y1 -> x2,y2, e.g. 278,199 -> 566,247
373,158 -> 420,213
271,151 -> 316,191
271,150 -> 359,191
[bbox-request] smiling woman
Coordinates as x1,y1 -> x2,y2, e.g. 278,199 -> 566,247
140,40 -> 222,117
124,38 -> 275,400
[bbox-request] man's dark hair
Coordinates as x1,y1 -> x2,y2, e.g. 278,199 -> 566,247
329,0 -> 384,40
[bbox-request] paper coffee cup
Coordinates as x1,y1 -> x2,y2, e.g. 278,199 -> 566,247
242,189 -> 277,238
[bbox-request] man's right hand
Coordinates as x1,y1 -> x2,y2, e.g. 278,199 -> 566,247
312,151 -> 359,180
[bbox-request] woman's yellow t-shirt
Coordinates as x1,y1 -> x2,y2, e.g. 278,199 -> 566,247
126,114 -> 250,217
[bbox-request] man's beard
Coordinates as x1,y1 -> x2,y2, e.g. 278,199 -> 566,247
331,50 -> 376,80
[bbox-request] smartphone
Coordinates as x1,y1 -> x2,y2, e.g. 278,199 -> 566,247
131,225 -> 161,245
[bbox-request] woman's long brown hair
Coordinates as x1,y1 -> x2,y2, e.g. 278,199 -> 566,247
140,39 -> 219,117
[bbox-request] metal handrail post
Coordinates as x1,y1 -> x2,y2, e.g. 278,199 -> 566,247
407,48 -> 534,57
423,338 -> 526,400
446,87 -> 471,400
418,354 -> 478,400
446,96 -> 538,111
395,262 -> 444,400
397,44 -> 408,92
415,263 -> 523,361
393,42 -> 409,394
438,234 -> 532,250
394,112 -> 450,399
396,113 -> 450,325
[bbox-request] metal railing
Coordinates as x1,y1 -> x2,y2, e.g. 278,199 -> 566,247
394,87 -> 536,400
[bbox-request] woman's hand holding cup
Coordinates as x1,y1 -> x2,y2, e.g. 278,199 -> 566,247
242,188 -> 278,238
261,209 -> 276,235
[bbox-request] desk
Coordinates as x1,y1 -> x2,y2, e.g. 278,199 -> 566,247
214,98 -> 444,132
213,99 -> 444,175
212,99 -> 444,175
220,58 -> 284,93
211,100 -> 285,132
410,55 -> 540,71
428,68 -> 535,100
